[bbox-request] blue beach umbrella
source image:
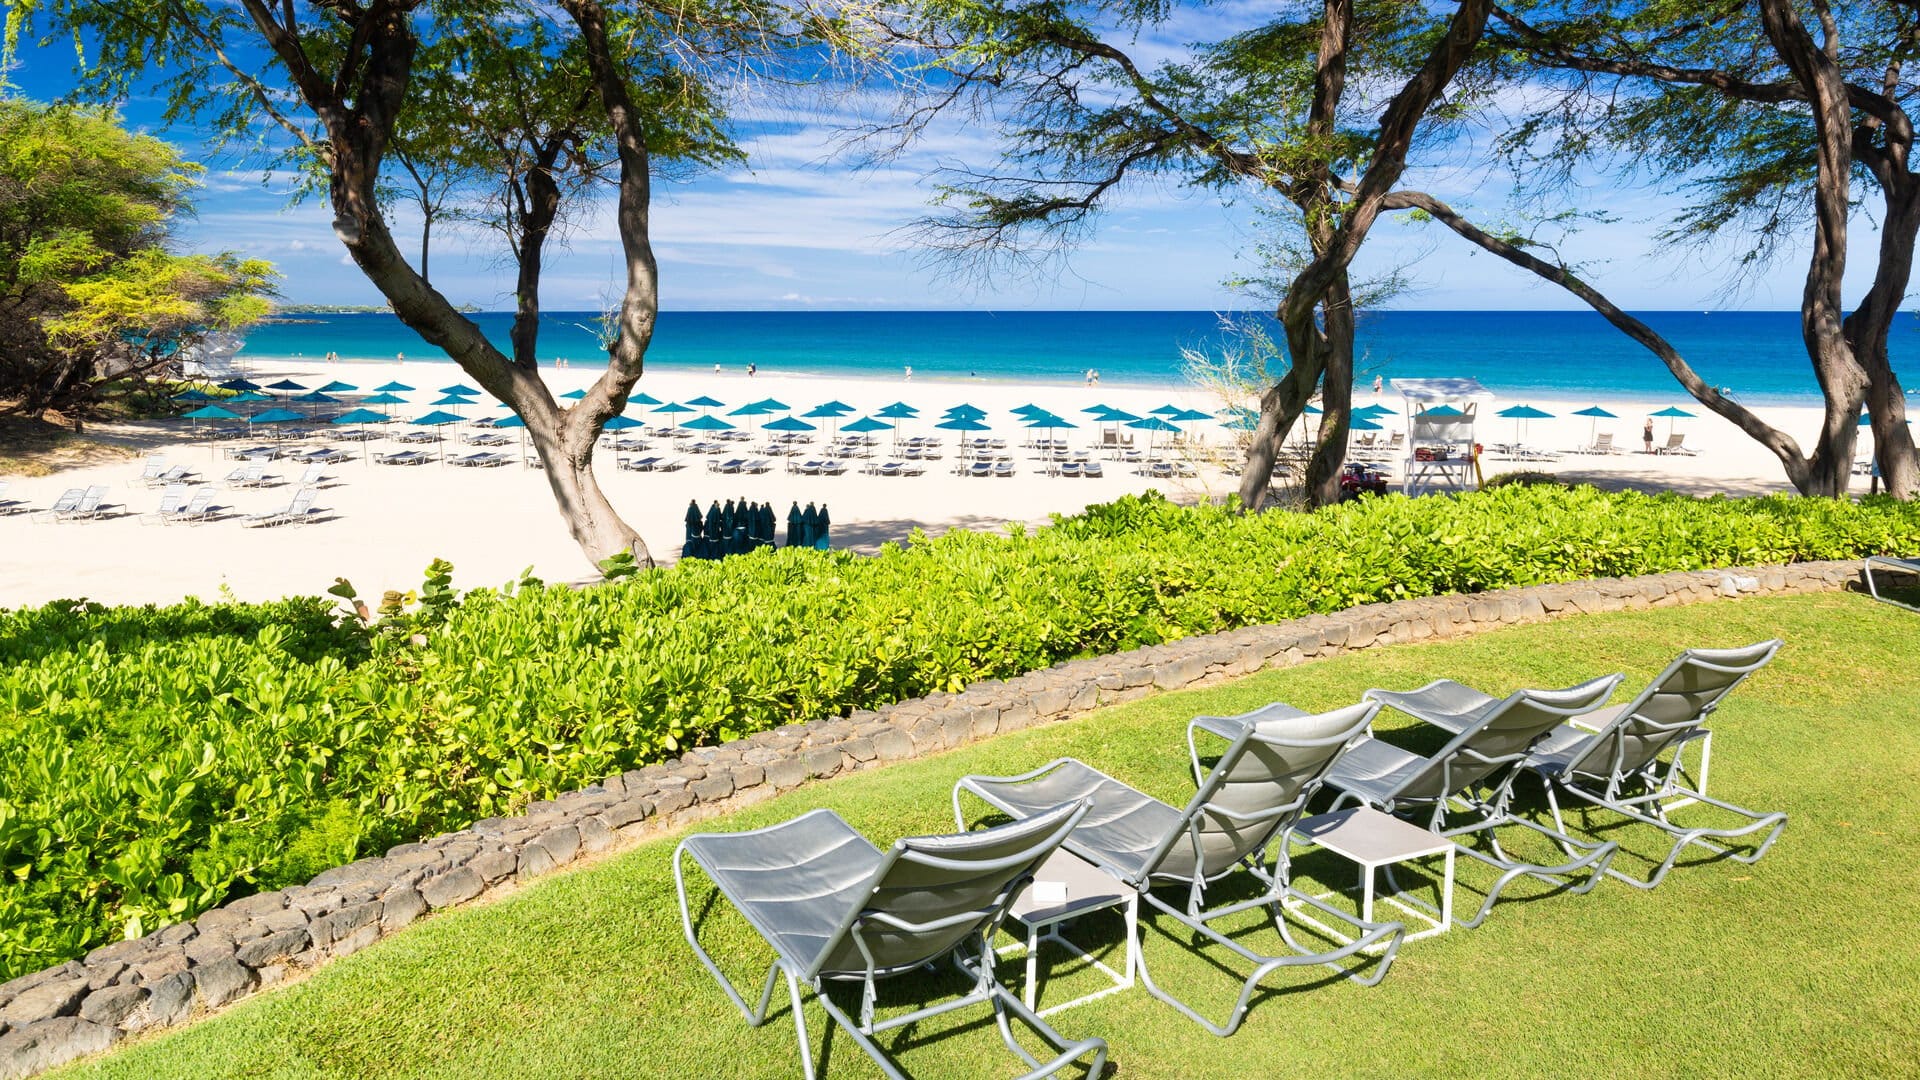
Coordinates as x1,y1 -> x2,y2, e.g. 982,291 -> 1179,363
333,407 -> 391,463
1011,404 -> 1047,417
1650,404 -> 1696,441
1128,414 -> 1181,453
1419,404 -> 1467,418
764,415 -> 817,433
729,402 -> 772,417
630,392 -> 661,406
1497,403 -> 1554,444
1350,416 -> 1383,431
750,397 -> 790,412
492,414 -> 530,466
439,383 -> 479,397
876,402 -> 919,418
1094,407 -> 1140,423
654,402 -> 694,419
681,414 -> 734,432
410,409 -> 465,463
1150,405 -> 1182,416
1221,412 -> 1259,432
375,380 -> 414,393
814,400 -> 854,414
293,390 -> 340,404
944,404 -> 987,421
1573,404 -> 1618,443
265,379 -> 307,395
173,388 -> 214,402
936,417 -> 990,432
1081,403 -> 1114,415
228,390 -> 273,404
687,395 -> 725,409
361,391 -> 406,419
318,380 -> 359,393
1352,402 -> 1393,419
560,389 -> 588,401
248,407 -> 305,431
602,415 -> 643,432
218,377 -> 261,391
181,404 -> 241,421
841,416 -> 893,434
431,393 -> 473,418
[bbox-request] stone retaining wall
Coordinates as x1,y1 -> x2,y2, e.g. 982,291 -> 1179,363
0,560 -> 1866,1077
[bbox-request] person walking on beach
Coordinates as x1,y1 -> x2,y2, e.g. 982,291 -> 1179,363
1643,417 -> 1655,454
747,362 -> 757,377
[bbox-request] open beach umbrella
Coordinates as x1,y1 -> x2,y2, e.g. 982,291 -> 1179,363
801,403 -> 847,438
1419,404 -> 1467,418
1011,404 -> 1047,417
430,393 -> 474,418
630,391 -> 660,406
294,390 -> 340,404
173,388 -> 214,402
944,404 -> 987,420
218,377 -> 261,391
1352,403 -> 1393,419
559,388 -> 588,401
764,415 -> 817,433
439,383 -> 479,397
750,397 -> 789,412
687,394 -> 725,409
318,380 -> 359,394
877,401 -> 919,418
814,400 -> 853,414
1350,416 -> 1384,431
842,416 -> 893,434
492,414 -> 530,467
1572,405 -> 1618,444
936,417 -> 990,432
728,402 -> 772,418
1128,414 -> 1181,453
1150,404 -> 1183,416
1497,404 -> 1553,445
361,391 -> 407,419
375,380 -> 414,393
410,409 -> 465,463
247,407 -> 305,444
332,408 -> 391,463
1221,412 -> 1259,432
681,414 -> 734,432
1094,407 -> 1140,423
1651,405 -> 1696,441
1081,403 -> 1114,415
229,390 -> 273,404
654,401 -> 694,420
182,403 -> 243,456
601,415 -> 644,436
265,379 -> 307,397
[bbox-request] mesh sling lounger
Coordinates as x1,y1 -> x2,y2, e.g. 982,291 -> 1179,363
1511,641 -> 1787,888
952,701 -> 1403,1038
1865,555 -> 1920,612
676,802 -> 1105,1080
1324,675 -> 1624,929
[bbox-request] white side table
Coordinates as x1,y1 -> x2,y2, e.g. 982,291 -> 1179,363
1289,806 -> 1456,944
1001,849 -> 1137,1017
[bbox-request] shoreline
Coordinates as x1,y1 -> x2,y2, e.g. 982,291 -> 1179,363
1,358 -> 1873,609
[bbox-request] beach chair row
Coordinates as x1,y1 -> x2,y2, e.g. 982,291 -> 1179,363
10,482 -> 324,527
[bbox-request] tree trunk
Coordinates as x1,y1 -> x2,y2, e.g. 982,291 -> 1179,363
1305,274 -> 1356,506
419,210 -> 432,285
1842,183 -> 1919,498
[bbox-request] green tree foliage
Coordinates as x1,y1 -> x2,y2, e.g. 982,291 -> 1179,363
0,98 -> 274,419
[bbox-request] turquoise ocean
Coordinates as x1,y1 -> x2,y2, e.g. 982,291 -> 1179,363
235,310 -> 1917,406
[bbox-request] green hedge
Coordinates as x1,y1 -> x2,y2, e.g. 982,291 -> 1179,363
2,485 -> 1917,978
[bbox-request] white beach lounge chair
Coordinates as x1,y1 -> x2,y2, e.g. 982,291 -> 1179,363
0,481 -> 22,516
706,458 -> 745,474
225,462 -> 270,488
142,484 -> 191,524
35,488 -> 84,522
817,459 -> 847,476
1655,433 -> 1698,456
1082,461 -> 1104,478
618,456 -> 660,472
243,486 -> 319,528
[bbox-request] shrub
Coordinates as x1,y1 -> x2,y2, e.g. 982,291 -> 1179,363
1,485 -> 1917,977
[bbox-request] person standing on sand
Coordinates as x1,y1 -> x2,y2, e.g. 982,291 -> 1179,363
747,362 -> 757,377
904,365 -> 913,381
1372,375 -> 1383,395
1643,417 -> 1655,454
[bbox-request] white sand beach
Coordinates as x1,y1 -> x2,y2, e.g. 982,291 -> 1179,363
0,358 -> 1858,608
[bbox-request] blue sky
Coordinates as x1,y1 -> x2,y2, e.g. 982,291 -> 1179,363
3,18 -> 1882,313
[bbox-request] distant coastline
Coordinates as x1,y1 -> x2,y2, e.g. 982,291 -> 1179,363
228,309 -> 1884,405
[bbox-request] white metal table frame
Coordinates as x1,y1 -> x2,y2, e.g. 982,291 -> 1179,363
1285,806 -> 1456,946
998,849 -> 1137,1018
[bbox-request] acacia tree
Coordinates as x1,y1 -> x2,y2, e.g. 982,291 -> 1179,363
0,98 -> 275,419
1471,0 -> 1917,498
888,0 -> 1493,507
9,0 -> 765,566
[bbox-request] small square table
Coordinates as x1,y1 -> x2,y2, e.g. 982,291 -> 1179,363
1290,806 -> 1456,945
1001,849 -> 1136,1016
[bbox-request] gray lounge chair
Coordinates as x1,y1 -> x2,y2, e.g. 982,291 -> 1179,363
56,485 -> 110,521
142,483 -> 192,524
1324,675 -> 1624,928
173,487 -> 216,525
676,802 -> 1105,1080
35,488 -> 84,522
1515,641 -> 1787,888
618,456 -> 660,472
225,462 -> 270,488
954,701 -> 1403,1037
1865,555 -> 1920,611
134,455 -> 167,485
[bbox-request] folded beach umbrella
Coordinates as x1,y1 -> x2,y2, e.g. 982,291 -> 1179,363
842,416 -> 893,434
682,414 -> 735,431
318,380 -> 359,394
375,380 -> 414,393
763,415 -> 817,433
935,417 -> 990,432
218,377 -> 261,391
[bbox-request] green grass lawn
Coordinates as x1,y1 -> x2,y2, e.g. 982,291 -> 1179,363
57,593 -> 1920,1079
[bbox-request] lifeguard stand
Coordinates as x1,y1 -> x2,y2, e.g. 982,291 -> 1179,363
1391,377 -> 1494,495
